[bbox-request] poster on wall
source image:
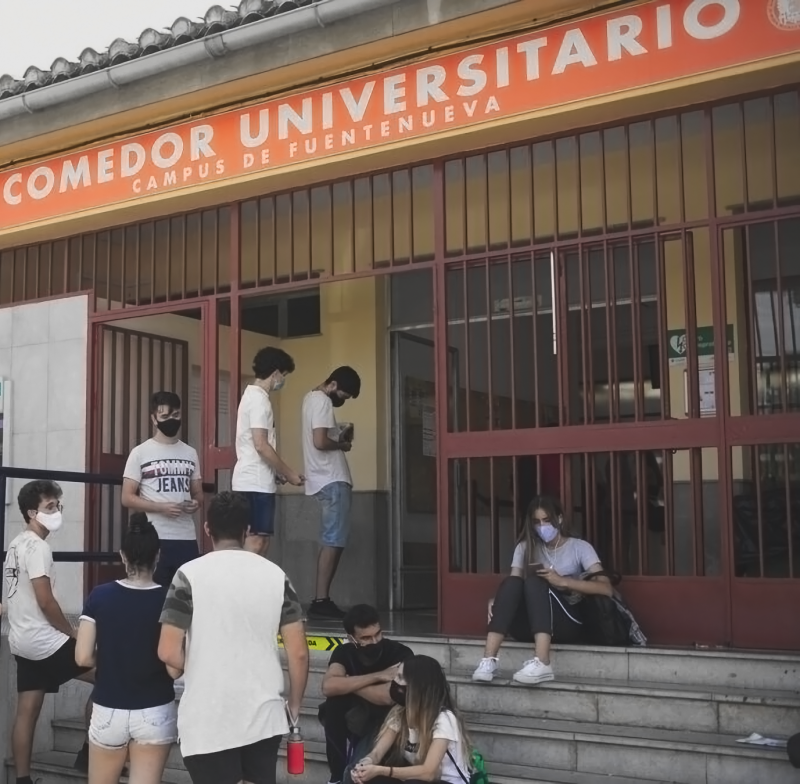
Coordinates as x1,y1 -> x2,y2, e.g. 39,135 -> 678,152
668,325 -> 735,367
684,367 -> 717,417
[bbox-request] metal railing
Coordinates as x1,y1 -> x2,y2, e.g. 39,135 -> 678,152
1,466 -> 215,562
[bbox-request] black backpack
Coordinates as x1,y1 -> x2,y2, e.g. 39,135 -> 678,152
580,571 -> 631,647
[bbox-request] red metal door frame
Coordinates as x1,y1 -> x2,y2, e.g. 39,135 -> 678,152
434,229 -> 732,644
86,299 -> 217,570
714,214 -> 800,650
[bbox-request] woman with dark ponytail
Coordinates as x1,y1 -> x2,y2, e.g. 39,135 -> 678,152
75,512 -> 178,784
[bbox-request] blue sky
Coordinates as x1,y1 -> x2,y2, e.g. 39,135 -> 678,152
0,0 -> 215,78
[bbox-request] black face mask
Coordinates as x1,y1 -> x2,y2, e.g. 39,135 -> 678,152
389,681 -> 407,707
156,419 -> 181,438
329,393 -> 345,408
355,639 -> 385,666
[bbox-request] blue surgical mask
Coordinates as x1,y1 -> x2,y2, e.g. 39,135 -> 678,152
536,522 -> 559,543
273,375 -> 286,391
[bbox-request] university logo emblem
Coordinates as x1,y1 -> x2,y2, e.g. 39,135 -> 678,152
769,0 -> 800,29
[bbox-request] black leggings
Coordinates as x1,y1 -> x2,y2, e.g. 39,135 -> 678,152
488,575 -> 585,643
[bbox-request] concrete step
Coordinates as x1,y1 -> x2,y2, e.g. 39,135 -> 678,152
292,632 -> 800,693
288,662 -> 800,737
8,747 -> 329,784
52,710 -> 794,784
7,749 -> 691,784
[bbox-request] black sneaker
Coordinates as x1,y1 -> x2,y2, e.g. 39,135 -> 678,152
307,598 -> 346,620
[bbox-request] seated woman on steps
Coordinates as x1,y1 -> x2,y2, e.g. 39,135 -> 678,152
472,495 -> 612,686
348,655 -> 471,784
75,513 -> 179,784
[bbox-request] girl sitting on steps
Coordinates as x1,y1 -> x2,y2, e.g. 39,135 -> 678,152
472,495 -> 612,685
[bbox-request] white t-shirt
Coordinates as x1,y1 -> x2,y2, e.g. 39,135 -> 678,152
301,390 -> 352,496
159,549 -> 303,757
232,385 -> 277,494
123,438 -> 201,541
3,530 -> 69,660
511,537 -> 601,579
390,710 -> 470,784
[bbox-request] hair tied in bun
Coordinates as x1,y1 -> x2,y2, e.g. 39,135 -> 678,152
128,511 -> 154,535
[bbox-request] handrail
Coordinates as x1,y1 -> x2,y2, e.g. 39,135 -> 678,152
1,466 -> 215,562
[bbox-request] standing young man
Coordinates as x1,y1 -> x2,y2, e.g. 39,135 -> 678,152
122,391 -> 203,588
232,346 -> 304,557
301,366 -> 361,620
3,481 -> 94,783
158,492 -> 310,784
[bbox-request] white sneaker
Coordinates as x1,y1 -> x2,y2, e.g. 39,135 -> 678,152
472,657 -> 499,682
513,657 -> 555,685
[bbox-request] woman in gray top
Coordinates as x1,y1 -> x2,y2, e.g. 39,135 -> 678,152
472,496 -> 612,686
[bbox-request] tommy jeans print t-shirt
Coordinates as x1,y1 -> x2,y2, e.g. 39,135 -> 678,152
123,439 -> 201,540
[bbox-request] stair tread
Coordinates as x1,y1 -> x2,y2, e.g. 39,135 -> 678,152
290,660 -> 800,703
52,712 -> 791,760
6,751 -> 680,784
9,750 -> 192,781
298,628 -> 800,663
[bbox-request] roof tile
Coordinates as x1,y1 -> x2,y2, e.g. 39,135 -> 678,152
0,0 -> 319,102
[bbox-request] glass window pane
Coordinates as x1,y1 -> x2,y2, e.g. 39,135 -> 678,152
411,165 -> 435,262
775,91 -> 800,207
713,103 -> 745,217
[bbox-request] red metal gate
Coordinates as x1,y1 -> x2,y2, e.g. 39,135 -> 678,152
434,96 -> 800,649
87,318 -> 192,586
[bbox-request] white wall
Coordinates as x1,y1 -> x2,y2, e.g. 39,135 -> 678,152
0,294 -> 89,615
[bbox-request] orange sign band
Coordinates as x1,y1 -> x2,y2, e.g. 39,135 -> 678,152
1,0 -> 798,232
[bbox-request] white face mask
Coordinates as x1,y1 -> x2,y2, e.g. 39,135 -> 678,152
36,510 -> 63,533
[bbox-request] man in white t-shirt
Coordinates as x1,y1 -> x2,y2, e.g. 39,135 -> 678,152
3,480 -> 94,784
232,347 -> 305,558
122,391 -> 203,587
301,366 -> 361,621
158,491 -> 309,784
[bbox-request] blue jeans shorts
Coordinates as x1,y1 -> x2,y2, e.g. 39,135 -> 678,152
315,482 -> 352,548
242,491 -> 277,537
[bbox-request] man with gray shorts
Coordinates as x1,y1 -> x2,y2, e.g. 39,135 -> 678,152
301,366 -> 361,621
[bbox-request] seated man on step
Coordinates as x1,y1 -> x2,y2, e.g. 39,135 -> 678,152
319,605 -> 414,784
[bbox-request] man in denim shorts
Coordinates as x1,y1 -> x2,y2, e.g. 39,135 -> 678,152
301,366 -> 361,620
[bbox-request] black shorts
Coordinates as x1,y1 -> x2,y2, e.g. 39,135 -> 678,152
183,736 -> 281,784
15,637 -> 91,694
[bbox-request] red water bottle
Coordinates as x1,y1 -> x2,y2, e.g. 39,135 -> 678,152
287,724 -> 304,775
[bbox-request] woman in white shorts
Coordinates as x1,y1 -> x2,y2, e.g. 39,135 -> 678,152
76,513 -> 179,784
